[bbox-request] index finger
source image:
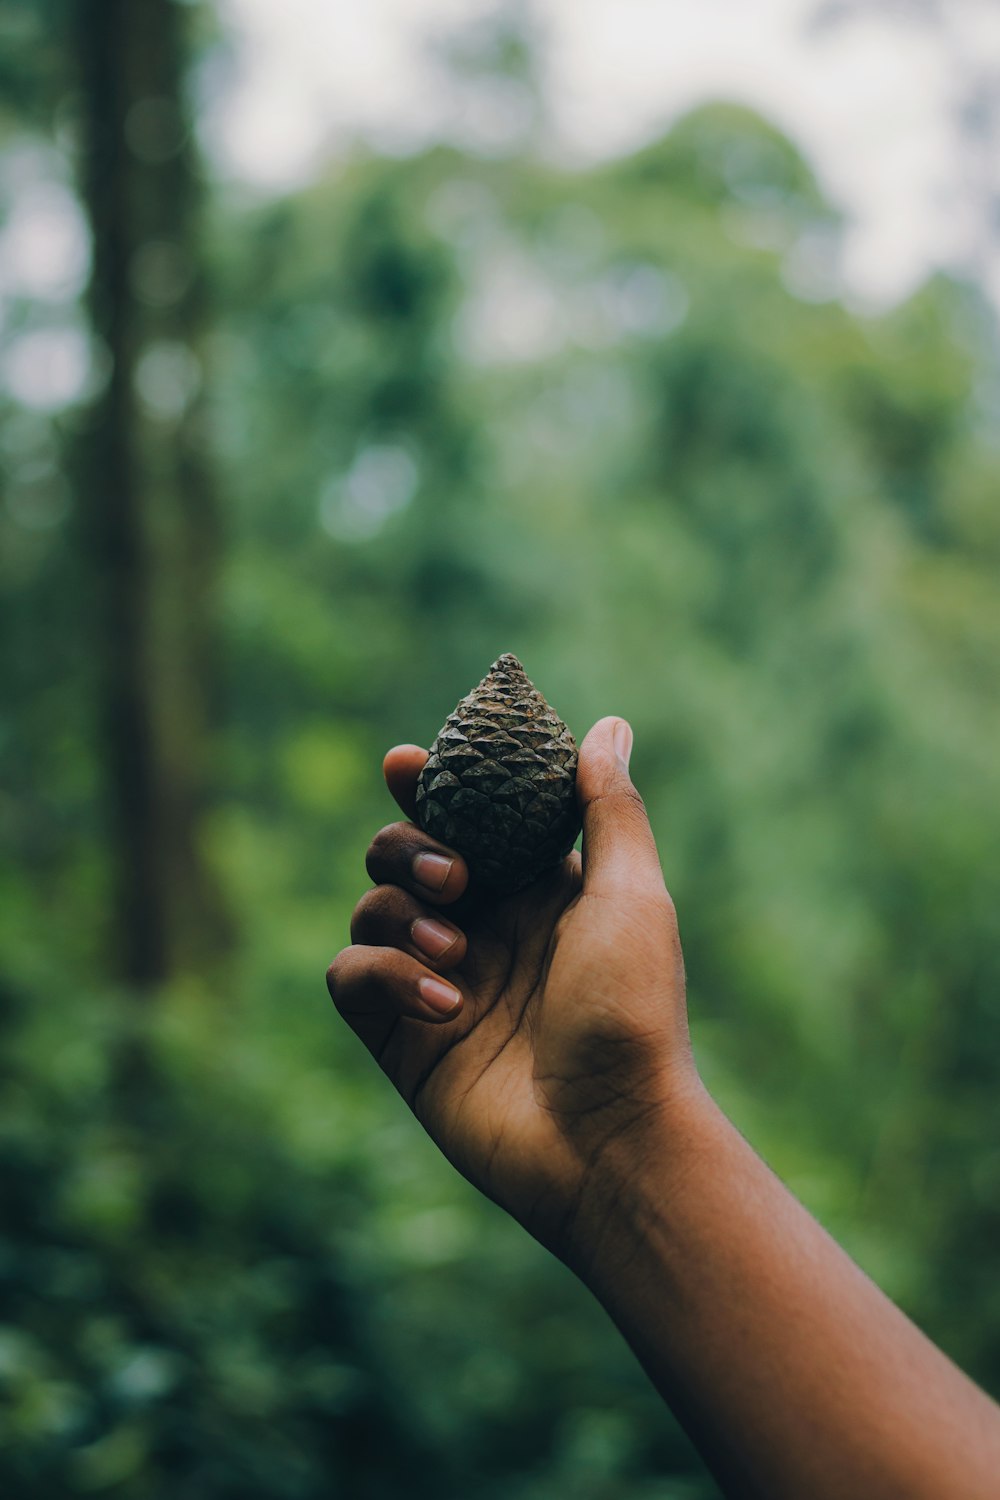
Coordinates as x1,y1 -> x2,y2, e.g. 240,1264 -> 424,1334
383,744 -> 428,821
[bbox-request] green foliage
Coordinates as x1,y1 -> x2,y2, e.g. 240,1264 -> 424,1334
0,980 -> 714,1498
0,984 -> 437,1499
3,40 -> 1000,1495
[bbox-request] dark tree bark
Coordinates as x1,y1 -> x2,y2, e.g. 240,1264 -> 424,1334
76,0 -> 229,987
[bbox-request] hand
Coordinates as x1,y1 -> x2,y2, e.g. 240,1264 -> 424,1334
327,716 -> 698,1260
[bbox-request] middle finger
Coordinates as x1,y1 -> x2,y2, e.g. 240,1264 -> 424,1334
351,884 -> 467,970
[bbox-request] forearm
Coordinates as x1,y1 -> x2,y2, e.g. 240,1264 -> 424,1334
571,1092 -> 1000,1500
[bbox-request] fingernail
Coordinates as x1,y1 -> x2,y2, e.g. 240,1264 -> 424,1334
411,918 -> 459,959
614,719 -> 633,768
413,852 -> 453,891
418,976 -> 462,1015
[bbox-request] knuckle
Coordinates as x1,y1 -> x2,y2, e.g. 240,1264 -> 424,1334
641,889 -> 676,933
365,822 -> 410,879
618,782 -> 649,821
325,949 -> 350,1000
327,947 -> 401,1016
589,782 -> 648,825
350,883 -> 407,942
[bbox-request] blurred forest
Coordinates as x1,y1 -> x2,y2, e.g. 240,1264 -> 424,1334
2,1 -> 1000,1496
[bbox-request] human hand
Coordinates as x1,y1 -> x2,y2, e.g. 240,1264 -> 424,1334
327,716 -> 700,1262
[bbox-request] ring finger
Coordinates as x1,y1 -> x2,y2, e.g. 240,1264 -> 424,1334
351,884 -> 468,971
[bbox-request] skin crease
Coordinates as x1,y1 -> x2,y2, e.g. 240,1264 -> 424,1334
327,716 -> 1000,1500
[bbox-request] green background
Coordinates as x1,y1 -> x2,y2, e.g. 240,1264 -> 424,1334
2,3 -> 999,1495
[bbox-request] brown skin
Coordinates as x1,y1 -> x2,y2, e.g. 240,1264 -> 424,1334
331,717 -> 691,1255
328,716 -> 1000,1500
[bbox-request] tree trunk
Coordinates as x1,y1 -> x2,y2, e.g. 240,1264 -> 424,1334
76,0 -> 229,988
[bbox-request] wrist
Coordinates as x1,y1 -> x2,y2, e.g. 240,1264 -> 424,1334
556,1070 -> 723,1289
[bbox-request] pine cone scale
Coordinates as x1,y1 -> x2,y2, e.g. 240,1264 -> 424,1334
414,653 -> 581,896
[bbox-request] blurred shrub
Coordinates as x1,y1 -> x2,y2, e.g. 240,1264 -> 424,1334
0,977 -> 714,1499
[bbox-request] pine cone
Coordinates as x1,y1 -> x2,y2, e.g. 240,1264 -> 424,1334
415,654 -> 580,896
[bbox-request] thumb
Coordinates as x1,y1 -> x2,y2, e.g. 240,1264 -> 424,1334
577,717 -> 665,899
